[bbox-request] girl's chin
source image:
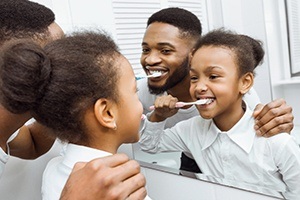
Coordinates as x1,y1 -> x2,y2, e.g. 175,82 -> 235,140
199,112 -> 214,119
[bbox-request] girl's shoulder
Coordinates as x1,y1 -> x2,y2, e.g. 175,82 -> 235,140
265,133 -> 299,156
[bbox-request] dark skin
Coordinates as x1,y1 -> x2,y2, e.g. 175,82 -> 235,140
60,154 -> 147,200
253,98 -> 294,136
0,105 -> 55,159
0,105 -> 30,153
8,122 -> 56,159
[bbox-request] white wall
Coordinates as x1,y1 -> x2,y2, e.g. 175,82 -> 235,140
32,0 -> 117,39
216,0 -> 272,105
218,0 -> 300,129
263,0 -> 300,127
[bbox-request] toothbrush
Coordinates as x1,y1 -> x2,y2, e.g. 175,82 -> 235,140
149,99 -> 212,110
136,72 -> 162,79
175,99 -> 212,108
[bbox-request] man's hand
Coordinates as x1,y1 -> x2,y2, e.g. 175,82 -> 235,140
60,153 -> 147,200
149,95 -> 179,122
253,98 -> 294,137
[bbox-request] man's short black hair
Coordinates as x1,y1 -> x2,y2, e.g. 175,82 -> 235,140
147,7 -> 202,39
0,0 -> 55,44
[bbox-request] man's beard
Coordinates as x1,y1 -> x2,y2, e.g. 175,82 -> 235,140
148,57 -> 189,95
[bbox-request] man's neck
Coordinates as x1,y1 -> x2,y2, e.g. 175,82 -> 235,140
167,75 -> 193,102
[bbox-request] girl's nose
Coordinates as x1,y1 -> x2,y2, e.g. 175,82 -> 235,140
195,81 -> 208,93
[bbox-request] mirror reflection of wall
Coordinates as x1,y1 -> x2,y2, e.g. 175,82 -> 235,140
285,0 -> 300,76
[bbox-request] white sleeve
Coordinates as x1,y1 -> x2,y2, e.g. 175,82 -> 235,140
139,118 -> 193,154
272,135 -> 300,199
0,147 -> 9,178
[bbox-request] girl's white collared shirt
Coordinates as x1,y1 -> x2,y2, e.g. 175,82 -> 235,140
41,143 -> 112,200
139,104 -> 300,199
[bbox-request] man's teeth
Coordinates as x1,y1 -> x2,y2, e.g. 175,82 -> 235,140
149,70 -> 163,75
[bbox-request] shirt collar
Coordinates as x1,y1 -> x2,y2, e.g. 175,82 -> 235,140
63,143 -> 112,168
202,103 -> 256,154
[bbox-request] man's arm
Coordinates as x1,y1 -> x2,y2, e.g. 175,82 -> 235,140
253,98 -> 294,137
60,154 -> 147,200
0,105 -> 31,153
8,121 -> 56,159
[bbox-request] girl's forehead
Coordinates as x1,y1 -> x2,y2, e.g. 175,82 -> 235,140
194,46 -> 235,59
191,46 -> 238,70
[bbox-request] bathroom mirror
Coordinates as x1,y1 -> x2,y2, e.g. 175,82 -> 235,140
128,0 -> 298,198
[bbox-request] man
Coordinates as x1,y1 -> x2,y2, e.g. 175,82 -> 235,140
0,1 -> 146,199
138,7 -> 294,173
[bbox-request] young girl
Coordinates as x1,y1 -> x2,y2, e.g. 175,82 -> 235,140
0,31 -> 150,200
139,29 -> 300,199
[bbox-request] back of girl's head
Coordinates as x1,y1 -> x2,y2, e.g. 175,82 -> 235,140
0,30 -> 121,143
0,0 -> 55,46
192,28 -> 265,76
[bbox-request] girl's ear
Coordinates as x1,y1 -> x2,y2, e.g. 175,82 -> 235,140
239,72 -> 254,95
94,98 -> 117,130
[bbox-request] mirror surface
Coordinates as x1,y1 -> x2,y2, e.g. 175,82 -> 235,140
132,1 -> 299,198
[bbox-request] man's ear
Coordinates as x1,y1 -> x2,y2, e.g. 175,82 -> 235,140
239,72 -> 254,95
94,98 -> 116,130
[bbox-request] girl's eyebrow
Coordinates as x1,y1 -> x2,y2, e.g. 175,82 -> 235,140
205,66 -> 223,71
190,65 -> 223,71
189,67 -> 197,73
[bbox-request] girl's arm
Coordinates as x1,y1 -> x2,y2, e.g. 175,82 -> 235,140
139,117 -> 199,153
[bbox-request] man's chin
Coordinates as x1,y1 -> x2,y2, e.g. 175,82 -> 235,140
148,85 -> 166,95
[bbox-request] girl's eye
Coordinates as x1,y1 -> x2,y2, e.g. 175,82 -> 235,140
190,76 -> 198,82
209,74 -> 219,79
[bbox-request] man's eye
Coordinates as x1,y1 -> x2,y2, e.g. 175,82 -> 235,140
142,48 -> 150,53
161,49 -> 171,54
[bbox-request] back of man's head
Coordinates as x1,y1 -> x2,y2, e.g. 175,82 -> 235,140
0,0 -> 55,45
147,7 -> 202,39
